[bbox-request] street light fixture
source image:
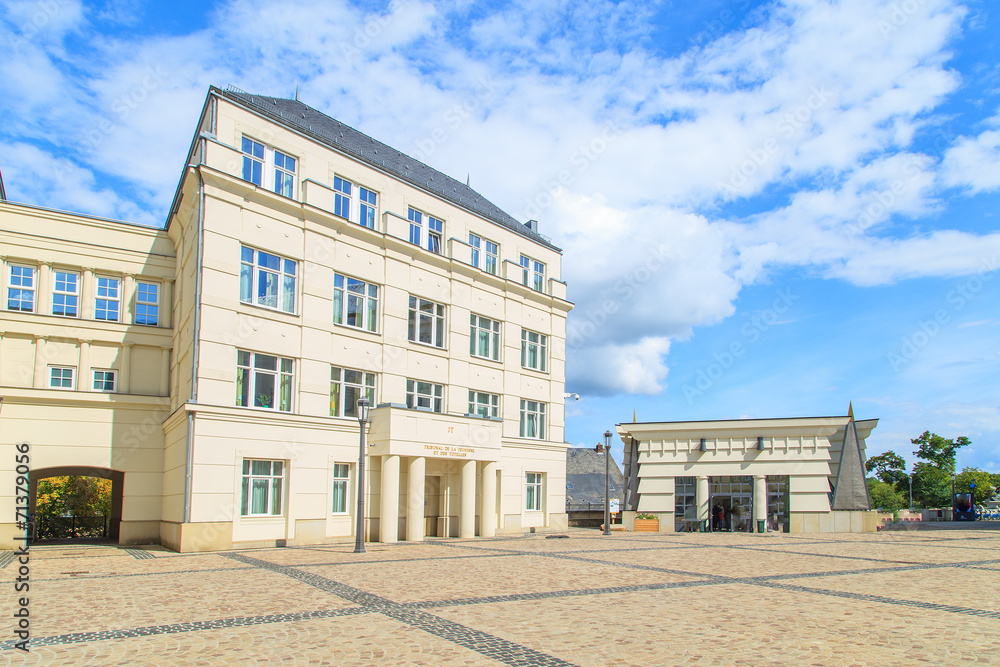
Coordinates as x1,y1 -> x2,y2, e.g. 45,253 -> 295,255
603,430 -> 613,536
354,397 -> 371,554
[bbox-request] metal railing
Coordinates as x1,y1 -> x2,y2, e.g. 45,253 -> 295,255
34,515 -> 109,540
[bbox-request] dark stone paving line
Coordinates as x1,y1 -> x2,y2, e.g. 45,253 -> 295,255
721,544 -> 911,564
0,552 -> 16,569
292,551 -> 525,569
0,606 -> 371,650
221,552 -> 580,667
754,580 -> 1000,620
123,548 -> 157,560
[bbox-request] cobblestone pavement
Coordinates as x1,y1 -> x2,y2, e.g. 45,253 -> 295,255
2,529 -> 999,666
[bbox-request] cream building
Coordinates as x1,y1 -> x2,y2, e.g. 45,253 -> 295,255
616,412 -> 878,534
1,86 -> 573,551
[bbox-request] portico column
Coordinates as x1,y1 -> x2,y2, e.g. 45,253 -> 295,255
379,454 -> 400,543
460,459 -> 476,538
481,461 -> 497,538
406,456 -> 425,542
696,476 -> 710,532
753,475 -> 767,533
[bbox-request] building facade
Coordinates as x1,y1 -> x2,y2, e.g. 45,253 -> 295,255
1,86 -> 573,551
616,413 -> 878,534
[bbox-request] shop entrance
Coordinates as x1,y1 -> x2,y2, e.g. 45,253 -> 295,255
709,476 -> 753,532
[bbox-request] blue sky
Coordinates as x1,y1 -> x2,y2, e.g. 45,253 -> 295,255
2,0 -> 999,472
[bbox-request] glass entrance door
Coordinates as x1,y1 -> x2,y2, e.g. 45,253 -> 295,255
709,476 -> 754,532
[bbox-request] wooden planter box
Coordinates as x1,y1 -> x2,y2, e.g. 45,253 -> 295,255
634,518 -> 659,533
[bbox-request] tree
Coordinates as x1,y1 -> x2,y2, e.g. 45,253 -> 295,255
867,479 -> 907,511
911,462 -> 951,508
911,431 -> 970,473
955,468 -> 997,503
865,451 -> 908,486
36,476 -> 111,523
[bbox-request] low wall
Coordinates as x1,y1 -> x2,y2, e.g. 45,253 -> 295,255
790,510 -> 877,533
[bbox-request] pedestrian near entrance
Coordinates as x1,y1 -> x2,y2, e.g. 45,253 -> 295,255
724,505 -> 733,532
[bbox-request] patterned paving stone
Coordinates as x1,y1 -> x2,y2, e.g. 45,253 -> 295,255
2,529 -> 998,665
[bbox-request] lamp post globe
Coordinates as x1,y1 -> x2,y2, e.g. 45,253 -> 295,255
354,397 -> 371,554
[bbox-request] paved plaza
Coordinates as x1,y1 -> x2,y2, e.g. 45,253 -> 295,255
2,529 -> 999,665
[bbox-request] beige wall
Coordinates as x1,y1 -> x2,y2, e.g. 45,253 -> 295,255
0,203 -> 175,549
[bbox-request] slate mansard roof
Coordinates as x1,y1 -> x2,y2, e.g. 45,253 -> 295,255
220,87 -> 559,252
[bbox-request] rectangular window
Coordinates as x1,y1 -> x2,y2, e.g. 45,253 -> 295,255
521,255 -> 545,292
8,265 -> 35,312
332,463 -> 350,514
48,366 -> 75,390
407,296 -> 446,348
408,208 -> 422,246
521,329 -> 547,372
484,240 -> 498,275
240,246 -> 297,314
135,282 -> 159,326
469,235 -> 498,274
236,350 -> 293,412
359,187 -> 377,229
406,379 -> 443,413
333,274 -> 379,332
241,137 -> 264,186
520,400 -> 546,439
470,314 -> 501,361
95,277 -> 121,322
242,136 -> 296,198
427,215 -> 443,254
526,472 -> 543,511
52,270 -> 79,317
241,459 -> 284,516
468,390 -> 499,418
469,233 -> 481,268
92,369 -> 117,392
330,366 -> 376,418
273,150 -> 296,198
333,176 -> 352,219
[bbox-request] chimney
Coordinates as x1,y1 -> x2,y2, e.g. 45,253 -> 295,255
525,219 -> 539,233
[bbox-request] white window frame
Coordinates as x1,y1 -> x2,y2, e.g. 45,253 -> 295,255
332,463 -> 351,514
241,136 -> 297,198
95,276 -> 121,322
333,175 -> 352,220
333,274 -> 379,333
408,207 -> 422,247
521,329 -> 548,372
520,255 -> 545,292
408,296 -> 446,348
48,366 -> 75,390
470,314 -> 501,362
241,459 -> 284,517
135,281 -> 159,326
236,350 -> 294,412
330,366 -> 376,418
51,270 -> 80,318
240,246 -> 297,314
92,369 -> 117,393
7,265 -> 35,313
526,472 -> 543,511
408,207 -> 442,254
520,399 -> 546,439
469,234 -> 498,275
406,379 -> 443,413
359,186 -> 377,229
468,390 -> 500,419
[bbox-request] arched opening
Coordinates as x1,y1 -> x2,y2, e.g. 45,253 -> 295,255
29,467 -> 124,543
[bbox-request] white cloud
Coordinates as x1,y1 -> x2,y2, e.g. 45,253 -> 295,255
941,112 -> 1000,193
568,337 -> 671,396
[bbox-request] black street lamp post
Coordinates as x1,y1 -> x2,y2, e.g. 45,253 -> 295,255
354,397 -> 371,554
603,430 -> 612,536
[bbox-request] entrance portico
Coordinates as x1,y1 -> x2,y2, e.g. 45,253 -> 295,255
368,405 -> 503,543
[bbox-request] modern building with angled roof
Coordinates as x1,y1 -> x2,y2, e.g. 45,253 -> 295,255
616,410 -> 878,534
0,86 -> 573,551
